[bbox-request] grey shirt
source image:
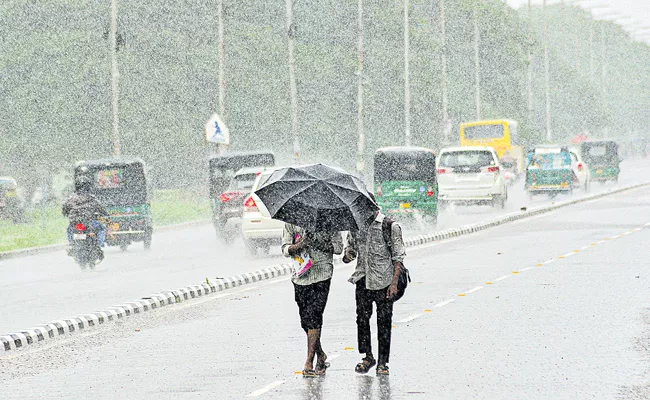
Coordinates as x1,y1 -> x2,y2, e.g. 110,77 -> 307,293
347,213 -> 406,290
281,224 -> 343,286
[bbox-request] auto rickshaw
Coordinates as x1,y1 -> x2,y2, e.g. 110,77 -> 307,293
580,140 -> 620,183
374,147 -> 438,226
525,147 -> 576,198
0,177 -> 24,224
74,157 -> 152,250
208,151 -> 275,243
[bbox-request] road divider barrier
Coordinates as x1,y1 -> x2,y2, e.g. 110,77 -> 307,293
2,182 -> 647,355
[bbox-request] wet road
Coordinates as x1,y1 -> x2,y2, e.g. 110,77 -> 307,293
1,177 -> 650,399
1,160 -> 649,333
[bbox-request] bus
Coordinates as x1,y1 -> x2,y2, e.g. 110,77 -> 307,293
459,119 -> 523,173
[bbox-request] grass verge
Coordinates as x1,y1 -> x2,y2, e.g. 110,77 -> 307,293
0,189 -> 211,252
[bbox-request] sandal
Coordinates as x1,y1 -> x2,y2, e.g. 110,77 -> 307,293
354,357 -> 376,374
302,369 -> 317,378
315,361 -> 330,375
376,364 -> 389,375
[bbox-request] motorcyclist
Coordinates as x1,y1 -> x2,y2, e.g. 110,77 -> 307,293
62,176 -> 108,262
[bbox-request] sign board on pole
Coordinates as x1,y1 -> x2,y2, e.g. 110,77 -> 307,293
205,114 -> 230,145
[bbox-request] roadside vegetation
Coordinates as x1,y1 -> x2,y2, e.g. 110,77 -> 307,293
0,189 -> 211,252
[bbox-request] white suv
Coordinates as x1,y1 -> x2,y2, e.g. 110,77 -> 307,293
437,146 -> 507,208
240,167 -> 286,255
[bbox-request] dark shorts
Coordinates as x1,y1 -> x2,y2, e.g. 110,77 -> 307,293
293,278 -> 332,332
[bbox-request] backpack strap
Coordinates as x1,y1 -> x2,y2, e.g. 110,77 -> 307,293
381,217 -> 394,255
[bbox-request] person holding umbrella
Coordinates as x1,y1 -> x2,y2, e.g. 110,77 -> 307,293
343,202 -> 406,376
282,224 -> 343,377
255,164 -> 380,377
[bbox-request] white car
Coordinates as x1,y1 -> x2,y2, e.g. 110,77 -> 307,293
568,147 -> 591,192
436,146 -> 507,208
240,167 -> 286,255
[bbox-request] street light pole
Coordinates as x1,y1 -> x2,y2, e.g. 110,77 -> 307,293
473,2 -> 481,120
440,0 -> 450,144
110,0 -> 120,156
356,0 -> 365,174
543,0 -> 552,142
600,21 -> 608,138
286,0 -> 300,163
217,0 -> 225,155
404,0 -> 411,146
527,0 -> 533,126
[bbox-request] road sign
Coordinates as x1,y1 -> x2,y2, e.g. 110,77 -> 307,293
205,114 -> 230,145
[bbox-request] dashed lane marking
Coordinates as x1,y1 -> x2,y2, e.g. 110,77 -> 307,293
486,281 -> 493,284
247,381 -> 285,397
512,271 -> 519,274
397,314 -> 422,323
520,267 -> 533,272
434,299 -> 455,308
458,293 -> 466,297
465,286 -> 484,294
495,275 -> 511,282
344,347 -> 354,351
328,354 -> 341,361
542,259 -> 555,265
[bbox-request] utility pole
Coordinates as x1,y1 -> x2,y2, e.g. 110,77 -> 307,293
356,0 -> 365,174
527,0 -> 533,127
440,0 -> 450,144
286,0 -> 300,162
600,21 -> 608,138
543,0 -> 552,142
217,0 -> 225,155
473,2 -> 481,120
404,0 -> 411,146
110,0 -> 120,156
589,18 -> 595,84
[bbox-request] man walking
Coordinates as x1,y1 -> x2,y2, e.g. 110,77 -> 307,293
282,224 -> 343,377
344,210 -> 406,375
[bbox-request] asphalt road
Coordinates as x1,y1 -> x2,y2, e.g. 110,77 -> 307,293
1,159 -> 648,334
1,175 -> 649,399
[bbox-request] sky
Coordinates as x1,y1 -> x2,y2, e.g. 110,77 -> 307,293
507,0 -> 650,43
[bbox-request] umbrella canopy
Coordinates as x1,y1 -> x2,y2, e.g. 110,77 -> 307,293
254,164 -> 378,232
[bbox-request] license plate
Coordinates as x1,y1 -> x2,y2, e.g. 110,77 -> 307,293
399,203 -> 411,209
73,233 -> 87,240
596,169 -> 603,174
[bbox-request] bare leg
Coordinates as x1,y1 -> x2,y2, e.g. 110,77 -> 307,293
304,328 -> 321,371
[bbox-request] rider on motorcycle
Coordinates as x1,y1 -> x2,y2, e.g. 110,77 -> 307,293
62,176 -> 108,261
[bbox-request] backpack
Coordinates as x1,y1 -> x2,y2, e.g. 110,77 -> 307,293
381,217 -> 411,302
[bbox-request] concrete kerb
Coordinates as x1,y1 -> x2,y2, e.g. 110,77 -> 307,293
1,183 -> 648,355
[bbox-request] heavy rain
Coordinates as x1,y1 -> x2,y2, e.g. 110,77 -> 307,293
1,0 -> 650,398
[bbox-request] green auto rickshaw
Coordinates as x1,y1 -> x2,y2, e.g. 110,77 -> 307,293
525,147 -> 576,198
74,157 -> 152,250
373,147 -> 438,226
580,140 -> 620,183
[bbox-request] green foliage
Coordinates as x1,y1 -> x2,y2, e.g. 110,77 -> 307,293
1,0 -> 649,190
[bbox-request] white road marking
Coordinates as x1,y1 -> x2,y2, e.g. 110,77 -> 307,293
542,259 -> 555,265
246,381 -> 285,397
494,275 -> 511,282
520,267 -> 533,272
327,353 -> 341,361
580,245 -> 591,250
215,293 -> 235,299
597,240 -> 606,244
397,314 -> 422,323
465,286 -> 483,294
434,299 -> 456,308
409,236 -> 463,252
561,252 -> 576,258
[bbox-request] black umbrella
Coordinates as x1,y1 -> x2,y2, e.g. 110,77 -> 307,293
254,164 -> 378,232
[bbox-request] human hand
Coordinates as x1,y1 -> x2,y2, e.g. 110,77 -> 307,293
342,247 -> 356,263
386,283 -> 398,299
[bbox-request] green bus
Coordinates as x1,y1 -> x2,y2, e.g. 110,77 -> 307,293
373,147 -> 438,226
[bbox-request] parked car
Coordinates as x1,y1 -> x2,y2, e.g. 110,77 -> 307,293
436,146 -> 507,208
217,167 -> 266,245
241,167 -> 286,255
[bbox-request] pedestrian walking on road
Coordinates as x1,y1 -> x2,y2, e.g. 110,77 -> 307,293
282,223 -> 343,377
344,210 -> 406,376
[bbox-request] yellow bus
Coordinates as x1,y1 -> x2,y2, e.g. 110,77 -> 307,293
459,119 -> 523,173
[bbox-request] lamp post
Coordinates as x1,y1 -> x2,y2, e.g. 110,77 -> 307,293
356,0 -> 365,174
110,0 -> 120,156
404,0 -> 411,146
473,2 -> 481,120
286,0 -> 300,163
440,0 -> 450,144
543,0 -> 551,142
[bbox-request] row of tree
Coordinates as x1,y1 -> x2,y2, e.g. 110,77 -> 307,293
1,0 -> 648,194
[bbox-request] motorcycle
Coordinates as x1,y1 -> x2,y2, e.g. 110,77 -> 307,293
68,220 -> 104,269
501,161 -> 519,187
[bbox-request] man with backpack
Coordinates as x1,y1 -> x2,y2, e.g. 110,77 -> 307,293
343,209 -> 406,376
